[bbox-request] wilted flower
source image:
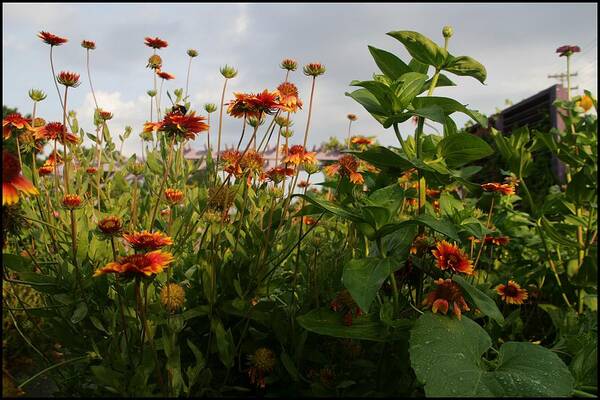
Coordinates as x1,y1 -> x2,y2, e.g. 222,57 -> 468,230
160,283 -> 186,312
496,280 -> 528,305
227,93 -> 256,118
187,48 -> 198,58
431,240 -> 474,275
247,348 -> 276,389
303,62 -> 326,77
81,40 -> 96,50
324,155 -> 364,185
423,278 -> 470,319
240,150 -> 265,174
123,230 -> 172,251
156,70 -> 175,80
165,188 -> 184,204
220,65 -> 238,79
56,71 -> 81,88
97,216 -> 123,236
204,103 -> 217,113
93,250 -> 174,277
280,58 -> 298,71
3,151 -> 38,206
62,194 -> 83,209
220,149 -> 243,176
347,114 -> 358,121
144,36 -> 168,49
410,234 -> 433,256
29,89 -> 47,102
556,44 -> 581,57
38,31 -> 67,46
146,54 -> 163,70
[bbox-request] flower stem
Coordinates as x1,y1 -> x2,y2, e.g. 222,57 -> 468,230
302,77 -> 317,147
215,78 -> 229,183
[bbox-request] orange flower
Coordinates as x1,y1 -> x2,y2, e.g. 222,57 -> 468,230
399,168 -> 417,183
324,155 -> 364,185
240,150 -> 264,174
36,122 -> 79,145
220,149 -> 243,176
277,82 -> 302,113
426,188 -> 441,198
227,93 -> 257,118
165,188 -> 184,204
56,71 -> 81,88
38,31 -> 68,46
406,198 -> 418,208
302,216 -> 316,225
283,145 -> 317,166
496,280 -> 528,305
93,250 -> 174,277
431,240 -> 474,275
265,166 -> 294,183
161,111 -> 209,140
86,167 -> 98,174
251,89 -> 282,115
347,114 -> 358,121
578,95 -> 594,112
62,194 -> 83,209
98,216 -> 123,236
3,151 -> 38,206
157,70 -> 175,80
47,151 -> 63,166
81,40 -> 96,50
484,235 -> 510,246
3,113 -> 33,140
143,121 -> 163,134
481,182 -> 515,196
432,199 -> 441,213
123,230 -> 173,250
144,37 -> 168,49
350,136 -> 373,146
423,278 -> 470,319
38,164 -> 54,176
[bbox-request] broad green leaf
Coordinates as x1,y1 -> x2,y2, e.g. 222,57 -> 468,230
452,275 -> 504,325
437,133 -> 493,168
3,253 -> 32,273
380,214 -> 460,242
342,257 -> 403,311
350,80 -> 394,113
71,301 -> 88,324
422,73 -> 455,94
539,217 -> 579,247
409,58 -> 429,74
297,308 -> 411,342
413,96 -> 488,127
394,72 -> 427,110
211,320 -> 234,368
367,45 -> 411,80
410,313 -> 574,397
345,89 -> 388,125
296,193 -> 363,223
387,31 -> 448,69
444,55 -> 487,83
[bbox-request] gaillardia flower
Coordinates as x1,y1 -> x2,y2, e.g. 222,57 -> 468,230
36,122 -> 79,145
62,194 -> 83,209
496,280 -> 528,305
303,62 -> 326,77
280,58 -> 298,71
165,188 -> 184,204
431,240 -> 474,275
123,230 -> 173,250
56,71 -> 81,88
347,114 -> 358,121
38,31 -> 67,46
160,283 -> 186,312
156,70 -> 175,80
277,82 -> 303,113
423,278 -> 470,319
160,111 -> 209,140
29,89 -> 47,102
283,145 -> 317,166
481,182 -> 515,196
350,136 -> 373,146
227,93 -> 257,118
251,90 -> 282,115
86,167 -> 98,174
93,250 -> 174,277
556,45 -> 581,57
3,151 -> 38,206
247,347 -> 276,389
97,216 -> 123,236
3,113 -> 32,140
144,36 -> 168,49
147,54 -> 162,70
324,155 -> 364,185
81,40 -> 96,50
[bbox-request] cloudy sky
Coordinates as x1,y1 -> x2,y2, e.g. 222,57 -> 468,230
3,3 -> 598,156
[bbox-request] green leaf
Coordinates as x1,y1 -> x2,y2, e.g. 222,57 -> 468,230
381,214 -> 460,242
3,253 -> 32,273
422,73 -> 455,94
412,96 -> 488,127
296,193 -> 364,223
71,301 -> 88,324
409,58 -> 429,74
410,313 -> 574,397
342,257 -> 403,312
437,133 -> 493,168
539,217 -> 579,247
394,72 -> 428,110
280,352 -> 300,382
350,146 -> 413,170
211,320 -> 234,368
443,55 -> 487,83
297,308 -> 411,342
367,45 -> 411,80
387,31 -> 448,69
345,89 -> 388,125
452,275 -> 504,325
350,80 -> 394,113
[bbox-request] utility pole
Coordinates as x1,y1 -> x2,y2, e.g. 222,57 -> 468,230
548,72 -> 578,91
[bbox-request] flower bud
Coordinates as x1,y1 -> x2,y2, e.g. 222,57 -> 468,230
247,115 -> 265,128
29,89 -> 47,102
220,64 -> 238,79
280,58 -> 298,71
81,40 -> 96,50
147,89 -> 157,97
303,162 -> 321,175
127,161 -> 145,175
280,128 -> 294,138
187,48 -> 198,58
303,62 -> 326,77
442,26 -> 453,38
275,116 -> 292,127
62,194 -> 83,209
57,71 -> 81,88
204,103 -> 217,113
97,216 -> 123,236
347,113 -> 357,121
147,54 -> 163,70
160,283 -> 185,312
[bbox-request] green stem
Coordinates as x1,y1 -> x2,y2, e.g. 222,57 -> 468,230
18,355 -> 89,389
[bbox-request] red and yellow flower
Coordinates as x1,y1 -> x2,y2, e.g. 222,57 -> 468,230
496,280 -> 528,305
484,235 -> 510,246
481,182 -> 515,196
56,71 -> 81,88
93,250 -> 174,277
247,347 -> 276,389
220,149 -> 243,177
251,89 -> 282,115
165,188 -> 184,204
38,31 -> 68,46
97,216 -> 123,236
350,136 -> 373,146
3,113 -> 33,140
265,166 -> 294,183
144,36 -> 168,49
35,122 -> 79,145
227,93 -> 257,118
240,150 -> 265,174
324,155 -> 364,185
62,194 -> 83,209
423,278 -> 470,319
161,111 -> 209,140
123,230 -> 173,250
3,151 -> 38,206
283,145 -> 317,166
156,70 -> 175,80
431,240 -> 474,275
276,82 -> 302,113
